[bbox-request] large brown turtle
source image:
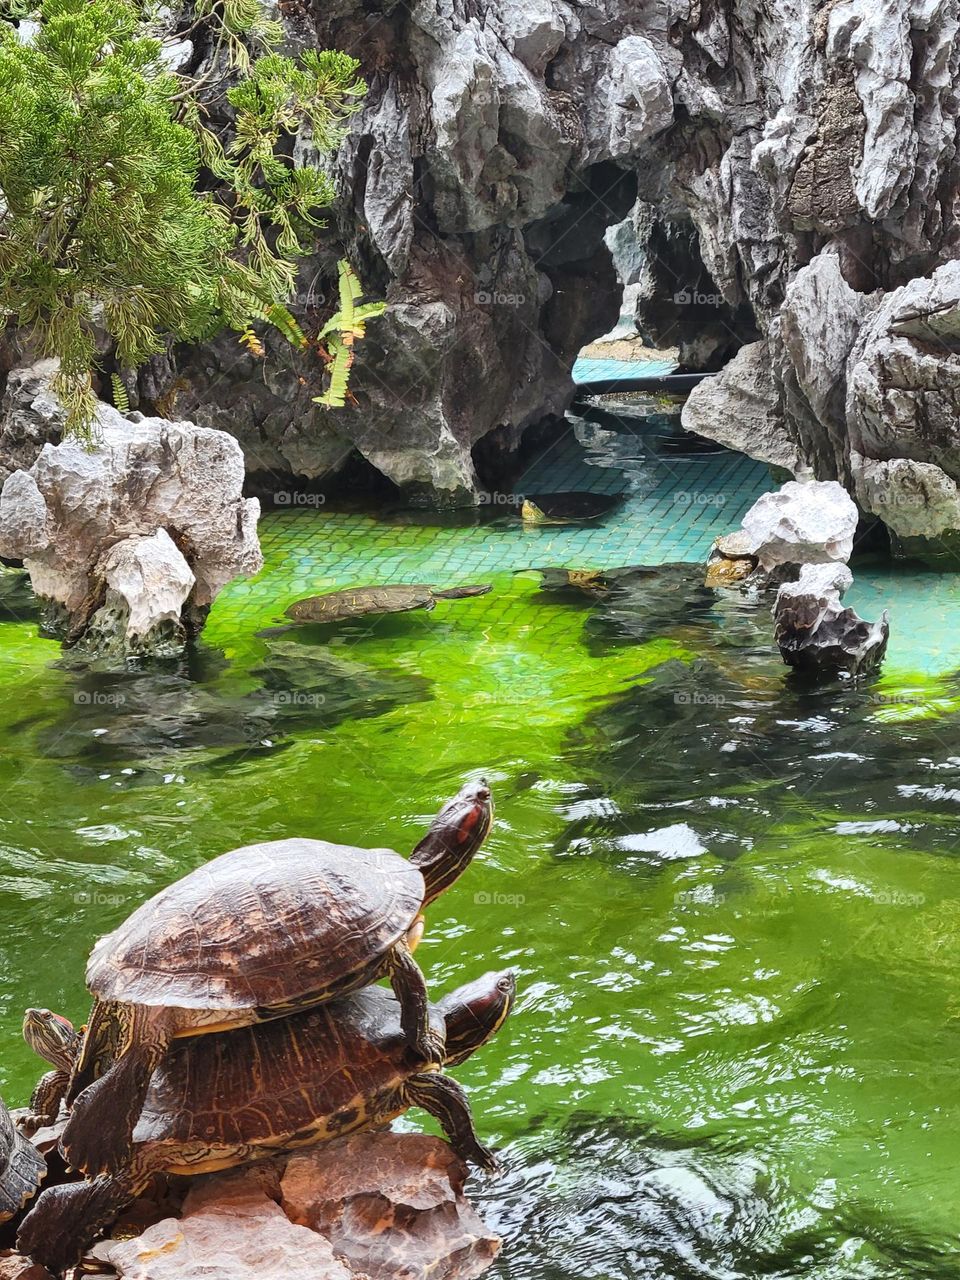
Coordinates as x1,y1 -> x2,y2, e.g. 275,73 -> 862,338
285,582 -> 491,623
19,972 -> 515,1275
61,779 -> 494,1178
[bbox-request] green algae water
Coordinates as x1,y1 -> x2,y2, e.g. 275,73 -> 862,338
2,415 -> 960,1277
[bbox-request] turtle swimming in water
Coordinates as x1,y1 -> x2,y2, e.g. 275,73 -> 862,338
20,972 -> 515,1275
0,1094 -> 45,1224
284,582 -> 491,624
61,779 -> 494,1178
519,492 -> 624,526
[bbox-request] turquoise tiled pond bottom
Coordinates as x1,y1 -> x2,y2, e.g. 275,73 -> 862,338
209,413 -> 960,679
236,416 -> 775,602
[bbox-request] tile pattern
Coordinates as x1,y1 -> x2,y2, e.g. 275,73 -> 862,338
572,356 -> 677,384
219,416 -> 775,629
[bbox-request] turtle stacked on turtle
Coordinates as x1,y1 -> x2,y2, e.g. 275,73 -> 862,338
7,778 -> 513,1275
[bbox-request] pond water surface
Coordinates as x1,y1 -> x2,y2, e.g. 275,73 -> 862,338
1,415 -> 959,1278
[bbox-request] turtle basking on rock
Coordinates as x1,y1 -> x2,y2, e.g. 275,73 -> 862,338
0,1095 -> 46,1224
19,972 -> 515,1275
60,779 -> 494,1178
284,582 -> 491,623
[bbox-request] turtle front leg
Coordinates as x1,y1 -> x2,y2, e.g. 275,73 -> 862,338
18,1156 -> 153,1275
20,1068 -> 69,1136
62,1006 -> 173,1177
387,939 -> 445,1063
404,1071 -> 499,1173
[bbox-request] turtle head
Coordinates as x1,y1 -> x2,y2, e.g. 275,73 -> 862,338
410,779 -> 494,907
439,970 -> 515,1066
23,1008 -> 80,1072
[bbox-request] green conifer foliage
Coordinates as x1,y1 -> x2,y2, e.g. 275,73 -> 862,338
0,0 -> 369,437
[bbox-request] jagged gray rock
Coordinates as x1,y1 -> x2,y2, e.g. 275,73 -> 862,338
0,360 -> 63,487
0,410 -> 262,655
774,561 -> 890,677
32,0 -> 950,518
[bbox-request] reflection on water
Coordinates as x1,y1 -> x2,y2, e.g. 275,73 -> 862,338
2,507 -> 960,1278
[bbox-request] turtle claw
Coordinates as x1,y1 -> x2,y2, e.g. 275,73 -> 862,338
415,1027 -> 446,1065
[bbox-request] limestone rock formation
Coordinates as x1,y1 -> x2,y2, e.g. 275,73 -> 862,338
91,1174 -> 354,1280
0,360 -> 63,488
16,0 -> 949,521
0,410 -> 262,655
773,562 -> 889,677
740,481 -> 859,574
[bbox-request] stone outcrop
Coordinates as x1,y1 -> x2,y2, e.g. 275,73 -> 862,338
101,0 -> 942,516
0,360 -> 63,488
740,480 -> 859,575
281,1133 -> 500,1280
77,1136 -> 499,1280
2,2 -> 952,522
773,562 -> 890,676
0,410 -> 262,655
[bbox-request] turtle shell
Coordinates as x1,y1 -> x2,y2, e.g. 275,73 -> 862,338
0,1097 -> 45,1220
86,839 -> 425,1011
285,585 -> 437,622
134,987 -> 441,1158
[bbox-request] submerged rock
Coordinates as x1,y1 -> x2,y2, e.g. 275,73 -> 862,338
773,563 -> 889,677
0,411 -> 262,657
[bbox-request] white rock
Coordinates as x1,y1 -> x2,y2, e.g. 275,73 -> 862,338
853,454 -> 960,539
99,530 -> 196,644
740,480 -> 859,570
776,561 -> 854,603
0,407 -> 262,653
0,470 -> 49,557
604,37 -> 674,160
781,251 -> 878,438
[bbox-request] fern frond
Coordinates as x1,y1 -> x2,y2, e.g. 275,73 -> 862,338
110,372 -> 130,413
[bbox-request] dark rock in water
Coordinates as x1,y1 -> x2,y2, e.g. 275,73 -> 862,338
37,645 -> 430,765
284,583 -> 491,623
475,1112 -> 949,1280
774,564 -> 889,678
